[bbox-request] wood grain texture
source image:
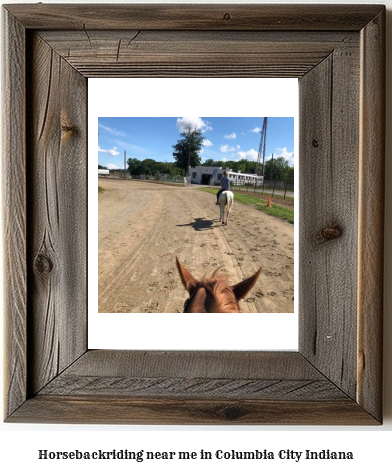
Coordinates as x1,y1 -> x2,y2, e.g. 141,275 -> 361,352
27,33 -> 87,395
357,9 -> 385,422
2,9 -> 27,419
62,350 -> 324,379
38,30 -> 358,78
299,40 -> 360,399
12,351 -> 375,424
38,351 -> 346,400
4,4 -> 384,31
39,376 -> 347,400
9,396 -> 379,425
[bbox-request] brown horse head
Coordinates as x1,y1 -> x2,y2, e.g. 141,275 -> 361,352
176,257 -> 261,313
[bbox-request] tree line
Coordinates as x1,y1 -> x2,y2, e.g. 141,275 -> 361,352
99,127 -> 294,181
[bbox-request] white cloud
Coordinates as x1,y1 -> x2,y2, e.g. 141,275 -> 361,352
272,147 -> 295,166
98,145 -> 120,156
220,144 -> 236,153
224,132 -> 236,140
98,123 -> 127,137
237,148 -> 259,161
107,163 -> 120,170
202,138 -> 213,147
250,127 -> 262,133
176,117 -> 212,133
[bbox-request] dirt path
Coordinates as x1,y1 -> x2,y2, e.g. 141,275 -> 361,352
98,178 -> 294,313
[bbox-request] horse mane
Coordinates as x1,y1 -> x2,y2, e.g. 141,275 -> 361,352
191,268 -> 241,313
177,257 -> 261,313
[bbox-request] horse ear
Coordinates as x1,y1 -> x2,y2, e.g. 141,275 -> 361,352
176,257 -> 198,294
231,268 -> 262,301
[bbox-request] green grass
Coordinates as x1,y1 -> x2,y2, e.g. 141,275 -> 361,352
200,188 -> 294,224
98,186 -> 105,194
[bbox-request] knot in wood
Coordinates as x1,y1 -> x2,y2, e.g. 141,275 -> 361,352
223,405 -> 244,420
312,139 -> 319,148
34,252 -> 53,275
61,124 -> 77,134
314,225 -> 342,245
223,13 -> 231,21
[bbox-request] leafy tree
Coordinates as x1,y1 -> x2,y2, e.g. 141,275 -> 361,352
98,164 -> 107,169
160,161 -> 182,176
264,156 -> 294,181
233,160 -> 257,174
172,126 -> 204,173
127,158 -> 143,175
199,156 -> 294,180
200,158 -> 257,174
203,159 -> 216,167
286,166 -> 295,181
141,159 -> 160,175
127,157 -> 183,177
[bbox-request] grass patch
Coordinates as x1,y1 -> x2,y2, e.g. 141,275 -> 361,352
255,202 -> 294,224
98,186 -> 105,194
200,188 -> 294,224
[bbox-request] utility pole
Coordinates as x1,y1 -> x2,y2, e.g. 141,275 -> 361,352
256,117 -> 268,177
187,127 -> 194,185
257,118 -> 268,194
188,136 -> 191,184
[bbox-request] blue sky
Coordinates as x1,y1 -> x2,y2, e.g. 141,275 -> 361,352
98,117 -> 294,170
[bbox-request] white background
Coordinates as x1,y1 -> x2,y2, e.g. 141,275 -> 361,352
89,77 -> 299,351
1,1 -> 391,473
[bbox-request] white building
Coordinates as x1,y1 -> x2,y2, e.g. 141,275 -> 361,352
189,166 -> 263,186
189,166 -> 222,185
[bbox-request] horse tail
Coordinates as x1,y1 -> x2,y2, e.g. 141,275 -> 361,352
224,193 -> 230,209
227,193 -> 233,209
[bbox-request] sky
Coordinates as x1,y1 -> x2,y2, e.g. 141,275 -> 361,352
98,117 -> 294,171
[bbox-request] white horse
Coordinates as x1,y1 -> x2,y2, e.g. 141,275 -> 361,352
218,190 -> 234,225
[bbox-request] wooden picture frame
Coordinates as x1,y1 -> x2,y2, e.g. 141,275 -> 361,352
3,4 -> 385,424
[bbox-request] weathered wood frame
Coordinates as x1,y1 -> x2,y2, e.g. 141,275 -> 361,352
3,4 -> 385,424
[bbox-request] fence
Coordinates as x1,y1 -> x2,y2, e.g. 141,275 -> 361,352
231,179 -> 294,199
98,172 -> 185,184
98,172 -> 294,197
131,174 -> 185,184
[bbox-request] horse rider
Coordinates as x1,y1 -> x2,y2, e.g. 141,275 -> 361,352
216,170 -> 230,205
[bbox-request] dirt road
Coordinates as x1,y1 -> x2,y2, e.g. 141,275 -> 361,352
98,178 -> 294,313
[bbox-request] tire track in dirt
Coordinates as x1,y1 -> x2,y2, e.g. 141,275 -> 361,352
98,179 -> 294,313
99,185 -> 166,311
174,193 -> 259,312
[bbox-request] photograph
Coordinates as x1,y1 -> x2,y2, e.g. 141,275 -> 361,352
97,116 -> 295,314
